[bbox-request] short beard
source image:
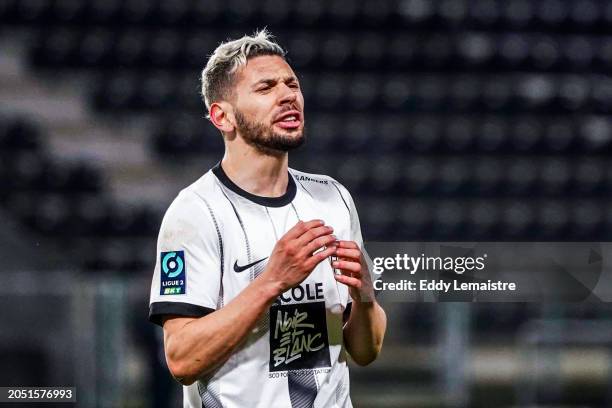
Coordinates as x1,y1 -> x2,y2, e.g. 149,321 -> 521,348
234,109 -> 305,155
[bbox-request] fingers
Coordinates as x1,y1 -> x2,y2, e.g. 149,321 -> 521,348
304,245 -> 337,269
337,240 -> 359,249
332,259 -> 362,278
301,232 -> 338,257
276,228 -> 362,287
296,224 -> 334,248
334,247 -> 361,261
283,220 -> 324,241
334,273 -> 362,289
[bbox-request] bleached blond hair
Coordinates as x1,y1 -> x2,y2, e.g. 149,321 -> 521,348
200,29 -> 286,118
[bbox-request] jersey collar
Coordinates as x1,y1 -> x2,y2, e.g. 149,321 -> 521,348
212,162 -> 297,207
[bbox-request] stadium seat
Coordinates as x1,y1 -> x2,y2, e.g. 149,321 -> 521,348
5,0 -> 612,266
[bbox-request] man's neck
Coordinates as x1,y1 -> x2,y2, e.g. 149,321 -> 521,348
221,147 -> 289,198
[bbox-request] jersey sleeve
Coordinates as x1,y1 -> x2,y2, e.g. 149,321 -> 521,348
148,190 -> 222,327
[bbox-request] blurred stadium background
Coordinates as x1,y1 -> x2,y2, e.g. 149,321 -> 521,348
2,0 -> 612,406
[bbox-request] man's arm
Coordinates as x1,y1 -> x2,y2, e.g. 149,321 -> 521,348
342,299 -> 386,366
163,276 -> 280,385
333,240 -> 387,366
162,220 -> 338,385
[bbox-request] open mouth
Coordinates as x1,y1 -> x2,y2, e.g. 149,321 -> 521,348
274,111 -> 302,129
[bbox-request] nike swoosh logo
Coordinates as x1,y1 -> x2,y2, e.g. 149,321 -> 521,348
233,257 -> 268,273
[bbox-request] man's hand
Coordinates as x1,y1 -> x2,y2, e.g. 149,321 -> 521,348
332,240 -> 375,303
333,240 -> 386,366
261,219 -> 338,294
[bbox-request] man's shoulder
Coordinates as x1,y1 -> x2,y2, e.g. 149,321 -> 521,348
184,168 -> 220,196
289,168 -> 339,187
289,168 -> 352,197
289,169 -> 352,207
164,170 -> 221,218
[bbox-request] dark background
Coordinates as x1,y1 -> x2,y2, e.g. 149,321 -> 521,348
1,0 -> 612,406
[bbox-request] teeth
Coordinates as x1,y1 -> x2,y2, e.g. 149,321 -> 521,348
282,115 -> 296,121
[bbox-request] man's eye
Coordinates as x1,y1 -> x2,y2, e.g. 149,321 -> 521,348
289,83 -> 299,89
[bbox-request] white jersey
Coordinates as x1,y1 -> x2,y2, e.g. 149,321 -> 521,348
149,163 -> 365,408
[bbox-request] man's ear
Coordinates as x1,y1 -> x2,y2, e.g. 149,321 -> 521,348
209,102 -> 235,133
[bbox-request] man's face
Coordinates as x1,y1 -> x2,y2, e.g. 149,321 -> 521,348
230,55 -> 305,154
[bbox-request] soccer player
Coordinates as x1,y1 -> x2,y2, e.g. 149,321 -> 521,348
148,29 -> 386,408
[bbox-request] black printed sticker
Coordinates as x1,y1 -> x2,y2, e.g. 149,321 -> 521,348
269,301 -> 331,372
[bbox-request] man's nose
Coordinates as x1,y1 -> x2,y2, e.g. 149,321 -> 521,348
278,84 -> 298,105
